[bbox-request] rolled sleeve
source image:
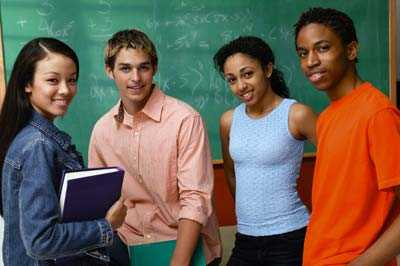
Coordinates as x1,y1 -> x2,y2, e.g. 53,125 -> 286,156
177,114 -> 214,226
96,220 -> 114,244
88,124 -> 107,168
368,107 -> 400,189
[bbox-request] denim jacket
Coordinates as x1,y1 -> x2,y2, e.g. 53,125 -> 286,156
2,111 -> 114,266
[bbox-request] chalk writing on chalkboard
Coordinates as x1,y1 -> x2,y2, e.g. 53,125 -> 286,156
0,0 -> 390,159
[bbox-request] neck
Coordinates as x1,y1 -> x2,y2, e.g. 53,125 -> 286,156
246,92 -> 282,118
122,86 -> 154,115
327,68 -> 363,101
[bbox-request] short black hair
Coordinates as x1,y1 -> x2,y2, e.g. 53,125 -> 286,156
213,36 -> 289,98
294,7 -> 358,47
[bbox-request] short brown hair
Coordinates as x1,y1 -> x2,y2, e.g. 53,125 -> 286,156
104,29 -> 158,69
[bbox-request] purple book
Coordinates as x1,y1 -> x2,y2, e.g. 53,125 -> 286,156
59,167 -> 124,222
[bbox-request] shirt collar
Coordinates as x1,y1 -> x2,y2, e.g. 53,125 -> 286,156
113,85 -> 165,124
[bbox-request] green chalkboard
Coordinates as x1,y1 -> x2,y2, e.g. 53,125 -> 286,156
0,0 -> 390,161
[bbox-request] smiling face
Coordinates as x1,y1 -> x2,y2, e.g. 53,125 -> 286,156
223,52 -> 272,107
25,52 -> 77,121
296,23 -> 358,99
106,48 -> 156,114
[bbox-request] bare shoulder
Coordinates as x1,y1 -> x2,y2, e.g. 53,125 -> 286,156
289,103 -> 317,123
289,103 -> 317,143
220,109 -> 234,129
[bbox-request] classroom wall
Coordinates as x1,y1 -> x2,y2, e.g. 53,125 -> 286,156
397,0 -> 400,79
0,1 -> 396,265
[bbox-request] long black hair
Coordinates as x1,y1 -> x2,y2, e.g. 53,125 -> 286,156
0,37 -> 79,215
213,36 -> 289,98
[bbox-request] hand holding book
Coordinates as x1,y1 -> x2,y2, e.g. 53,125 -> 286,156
105,197 -> 127,230
59,167 -> 125,223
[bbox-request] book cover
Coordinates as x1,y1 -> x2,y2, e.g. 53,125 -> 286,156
129,239 -> 206,266
59,167 -> 124,222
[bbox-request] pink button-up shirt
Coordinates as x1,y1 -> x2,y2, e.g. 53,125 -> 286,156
88,88 -> 221,263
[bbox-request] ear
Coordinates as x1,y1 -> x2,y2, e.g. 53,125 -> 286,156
105,65 -> 115,80
265,62 -> 273,78
25,83 -> 33,93
346,41 -> 358,61
152,64 -> 158,76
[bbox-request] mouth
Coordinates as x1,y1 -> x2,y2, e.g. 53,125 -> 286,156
126,85 -> 144,94
307,70 -> 326,83
240,90 -> 253,102
53,99 -> 70,107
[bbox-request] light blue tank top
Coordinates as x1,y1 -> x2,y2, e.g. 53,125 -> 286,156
229,98 -> 309,236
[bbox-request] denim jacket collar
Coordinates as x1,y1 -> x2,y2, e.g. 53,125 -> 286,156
29,111 -> 78,155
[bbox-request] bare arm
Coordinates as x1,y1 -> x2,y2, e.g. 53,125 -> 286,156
170,114 -> 214,265
170,219 -> 202,266
288,103 -> 317,146
348,109 -> 400,266
220,110 -> 236,198
348,187 -> 400,266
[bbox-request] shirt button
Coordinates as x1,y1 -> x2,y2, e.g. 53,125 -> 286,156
134,132 -> 139,136
146,234 -> 152,239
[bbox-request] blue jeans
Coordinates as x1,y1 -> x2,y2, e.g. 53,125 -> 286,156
227,227 -> 306,266
107,235 -> 130,266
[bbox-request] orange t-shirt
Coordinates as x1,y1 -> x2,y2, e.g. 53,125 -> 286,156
303,82 -> 400,266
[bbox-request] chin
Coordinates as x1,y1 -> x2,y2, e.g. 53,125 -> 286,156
311,82 -> 328,92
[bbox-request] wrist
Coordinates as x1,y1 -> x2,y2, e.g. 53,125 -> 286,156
170,255 -> 190,266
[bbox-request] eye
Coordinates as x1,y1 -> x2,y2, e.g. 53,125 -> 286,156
68,78 -> 77,85
242,71 -> 253,79
47,78 -> 59,85
316,44 -> 330,53
225,76 -> 236,85
119,66 -> 131,73
296,49 -> 308,59
138,64 -> 151,72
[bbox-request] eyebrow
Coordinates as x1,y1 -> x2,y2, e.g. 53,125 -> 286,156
296,39 -> 330,50
224,66 -> 254,76
43,71 -> 60,75
314,40 -> 330,45
239,66 -> 253,72
42,71 -> 77,76
117,61 -> 151,67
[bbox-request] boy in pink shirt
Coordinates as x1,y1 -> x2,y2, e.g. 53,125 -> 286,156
89,29 -> 221,266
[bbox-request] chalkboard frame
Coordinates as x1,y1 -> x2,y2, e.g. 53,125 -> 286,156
0,0 -> 396,163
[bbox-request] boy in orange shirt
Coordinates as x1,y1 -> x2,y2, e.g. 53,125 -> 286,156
295,7 -> 400,266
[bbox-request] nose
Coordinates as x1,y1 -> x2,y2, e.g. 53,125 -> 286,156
131,68 -> 140,82
237,78 -> 247,92
306,50 -> 320,68
58,81 -> 72,96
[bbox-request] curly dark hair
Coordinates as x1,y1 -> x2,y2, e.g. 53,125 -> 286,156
294,7 -> 358,47
213,36 -> 289,98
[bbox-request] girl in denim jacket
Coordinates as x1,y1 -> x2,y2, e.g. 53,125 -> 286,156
0,38 -> 126,266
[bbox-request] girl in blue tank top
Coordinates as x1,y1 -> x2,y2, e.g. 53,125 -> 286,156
213,36 -> 317,266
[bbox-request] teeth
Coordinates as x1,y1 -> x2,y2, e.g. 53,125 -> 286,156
309,73 -> 323,82
243,92 -> 252,100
